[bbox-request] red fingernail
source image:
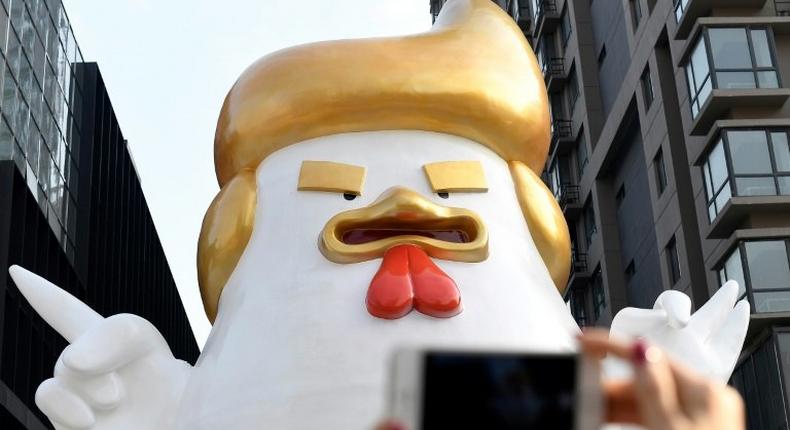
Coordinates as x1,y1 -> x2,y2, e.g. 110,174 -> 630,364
632,341 -> 647,366
383,421 -> 405,430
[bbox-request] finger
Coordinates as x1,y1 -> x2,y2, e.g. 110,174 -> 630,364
610,308 -> 668,339
9,265 -> 103,343
688,280 -> 739,339
708,300 -> 751,382
654,290 -> 692,329
632,343 -> 684,430
62,314 -> 159,375
36,379 -> 95,429
577,330 -> 634,360
604,380 -> 642,425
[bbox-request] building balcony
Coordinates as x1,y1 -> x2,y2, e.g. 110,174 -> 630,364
673,0 -> 766,39
543,57 -> 566,93
707,196 -> 790,239
567,251 -> 590,292
549,119 -> 574,157
517,4 -> 532,32
560,184 -> 583,218
689,88 -> 790,136
533,0 -> 560,40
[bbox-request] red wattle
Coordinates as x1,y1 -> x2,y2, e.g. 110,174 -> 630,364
406,246 -> 462,318
366,244 -> 462,319
366,245 -> 414,319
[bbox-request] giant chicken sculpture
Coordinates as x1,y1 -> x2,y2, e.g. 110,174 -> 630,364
8,0 -> 749,428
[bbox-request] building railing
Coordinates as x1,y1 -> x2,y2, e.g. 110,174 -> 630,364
559,184 -> 580,208
571,251 -> 588,274
543,57 -> 565,79
536,0 -> 557,19
777,0 -> 790,16
551,119 -> 572,141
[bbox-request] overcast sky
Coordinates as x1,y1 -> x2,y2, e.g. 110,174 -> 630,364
61,0 -> 433,347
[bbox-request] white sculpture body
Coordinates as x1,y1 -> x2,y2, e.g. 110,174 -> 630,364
10,131 -> 750,430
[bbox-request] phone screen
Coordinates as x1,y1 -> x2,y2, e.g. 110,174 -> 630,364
421,352 -> 576,430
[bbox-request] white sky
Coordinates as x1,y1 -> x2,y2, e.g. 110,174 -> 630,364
61,0 -> 433,347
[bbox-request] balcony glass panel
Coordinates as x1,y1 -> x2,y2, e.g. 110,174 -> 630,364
685,27 -> 780,118
710,28 -> 751,69
746,241 -> 790,290
703,130 -> 790,222
719,240 -> 790,313
729,131 -> 772,175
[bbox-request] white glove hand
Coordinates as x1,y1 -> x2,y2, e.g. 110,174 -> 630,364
609,281 -> 750,383
9,266 -> 192,430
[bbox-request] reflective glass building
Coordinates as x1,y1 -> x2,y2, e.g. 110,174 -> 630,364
0,1 -> 199,428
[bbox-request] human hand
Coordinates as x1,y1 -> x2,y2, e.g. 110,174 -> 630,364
610,281 -> 749,382
9,266 -> 192,430
579,329 -> 745,430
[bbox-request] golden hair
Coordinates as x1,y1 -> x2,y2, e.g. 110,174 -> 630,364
198,0 -> 570,323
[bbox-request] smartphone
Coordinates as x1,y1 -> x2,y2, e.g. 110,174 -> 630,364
388,349 -> 601,430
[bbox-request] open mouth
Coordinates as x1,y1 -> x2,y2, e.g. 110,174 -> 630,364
342,228 -> 470,245
319,187 -> 488,264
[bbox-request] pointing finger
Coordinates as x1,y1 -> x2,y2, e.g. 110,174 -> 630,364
708,300 -> 751,382
62,314 -> 161,375
9,265 -> 103,343
688,280 -> 739,340
36,379 -> 95,429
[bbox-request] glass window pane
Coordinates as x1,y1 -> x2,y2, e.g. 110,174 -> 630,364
723,248 -> 747,297
698,76 -> 712,105
709,139 -> 728,188
709,28 -> 752,69
708,202 -> 717,222
736,177 -> 777,196
772,132 -> 790,172
746,241 -> 790,290
690,39 -> 710,90
728,131 -> 772,174
717,72 -> 756,89
704,162 -> 714,198
751,29 -> 773,68
779,177 -> 790,195
754,292 -> 790,313
715,181 -> 732,213
757,71 -> 779,89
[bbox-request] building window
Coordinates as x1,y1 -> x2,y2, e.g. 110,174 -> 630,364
655,147 -> 667,195
731,332 -> 789,430
615,184 -> 626,206
684,27 -> 779,119
641,66 -> 654,108
570,288 -> 588,327
674,0 -> 689,23
560,7 -> 572,47
718,239 -> 790,313
629,0 -> 642,31
702,129 -> 790,222
591,267 -> 606,320
567,66 -> 580,112
597,45 -> 607,67
583,198 -> 597,248
666,236 -> 681,286
624,260 -> 636,283
576,133 -> 589,175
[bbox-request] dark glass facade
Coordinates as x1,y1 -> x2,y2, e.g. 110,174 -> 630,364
0,1 -> 199,429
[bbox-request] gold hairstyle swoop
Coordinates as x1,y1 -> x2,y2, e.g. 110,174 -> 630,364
213,0 -> 550,187
198,0 -> 571,323
197,170 -> 256,322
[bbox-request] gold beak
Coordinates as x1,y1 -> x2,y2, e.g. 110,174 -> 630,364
319,187 -> 489,264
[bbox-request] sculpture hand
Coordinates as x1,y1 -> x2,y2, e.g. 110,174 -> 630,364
609,281 -> 749,383
9,266 -> 192,430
